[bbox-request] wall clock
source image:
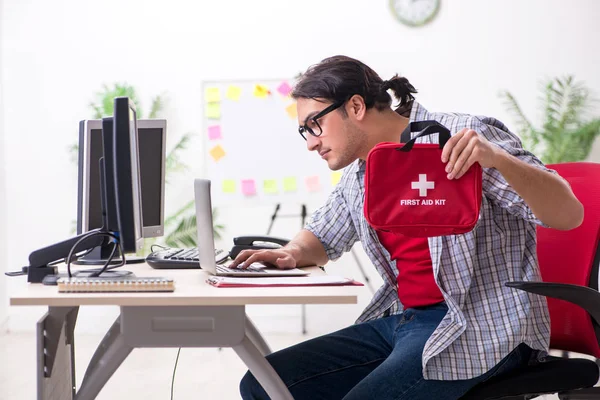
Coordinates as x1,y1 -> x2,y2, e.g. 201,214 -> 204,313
390,0 -> 441,27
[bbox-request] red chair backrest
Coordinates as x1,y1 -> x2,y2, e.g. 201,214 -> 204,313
537,162 -> 600,357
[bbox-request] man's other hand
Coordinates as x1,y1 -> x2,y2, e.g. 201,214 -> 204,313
441,128 -> 501,179
229,249 -> 297,270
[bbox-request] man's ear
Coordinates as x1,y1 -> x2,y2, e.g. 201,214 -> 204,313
347,95 -> 367,121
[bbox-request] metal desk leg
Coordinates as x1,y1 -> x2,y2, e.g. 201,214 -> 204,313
233,335 -> 294,400
37,306 -> 79,400
75,317 -> 133,400
245,315 -> 272,356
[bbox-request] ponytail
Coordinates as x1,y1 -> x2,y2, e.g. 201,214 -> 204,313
380,74 -> 417,107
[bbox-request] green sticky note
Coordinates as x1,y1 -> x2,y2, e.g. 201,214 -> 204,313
222,179 -> 236,193
283,177 -> 297,192
206,102 -> 221,119
263,179 -> 278,194
205,87 -> 221,103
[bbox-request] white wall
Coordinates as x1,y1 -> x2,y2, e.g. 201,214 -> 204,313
0,0 -> 7,332
2,0 -> 600,334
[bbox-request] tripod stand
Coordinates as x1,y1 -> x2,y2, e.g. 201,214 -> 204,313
266,203 -> 376,334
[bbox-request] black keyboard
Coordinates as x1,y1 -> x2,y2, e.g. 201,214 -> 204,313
146,248 -> 229,269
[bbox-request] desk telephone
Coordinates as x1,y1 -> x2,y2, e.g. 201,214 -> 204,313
229,235 -> 289,259
146,235 -> 290,270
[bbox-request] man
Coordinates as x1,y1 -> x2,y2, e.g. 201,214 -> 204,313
232,55 -> 583,400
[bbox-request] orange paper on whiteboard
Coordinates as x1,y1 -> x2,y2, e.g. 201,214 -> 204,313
285,103 -> 297,119
209,145 -> 226,162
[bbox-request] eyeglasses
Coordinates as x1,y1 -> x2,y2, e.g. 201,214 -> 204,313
298,99 -> 346,140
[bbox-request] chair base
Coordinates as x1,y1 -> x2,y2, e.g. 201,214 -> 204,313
461,356 -> 599,400
559,386 -> 600,400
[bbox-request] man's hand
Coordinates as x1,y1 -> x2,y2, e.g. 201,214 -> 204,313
441,128 -> 501,179
229,249 -> 298,270
440,126 -> 583,230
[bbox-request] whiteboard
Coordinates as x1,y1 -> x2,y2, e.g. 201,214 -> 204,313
201,79 -> 342,208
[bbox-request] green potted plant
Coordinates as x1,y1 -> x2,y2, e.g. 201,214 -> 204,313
499,75 -> 600,164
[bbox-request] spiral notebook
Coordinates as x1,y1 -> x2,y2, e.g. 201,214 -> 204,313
57,277 -> 175,293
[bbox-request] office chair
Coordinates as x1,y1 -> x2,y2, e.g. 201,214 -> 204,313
462,162 -> 600,400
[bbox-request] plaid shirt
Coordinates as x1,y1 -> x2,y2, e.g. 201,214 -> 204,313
305,101 -> 552,380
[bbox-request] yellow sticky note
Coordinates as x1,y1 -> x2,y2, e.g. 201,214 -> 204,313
285,103 -> 297,119
253,84 -> 270,99
226,85 -> 242,101
263,179 -> 278,194
206,102 -> 221,119
209,144 -> 226,162
331,171 -> 342,186
205,87 -> 221,103
222,179 -> 236,193
283,177 -> 297,192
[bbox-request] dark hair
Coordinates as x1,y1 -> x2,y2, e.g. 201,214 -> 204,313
291,55 -> 417,113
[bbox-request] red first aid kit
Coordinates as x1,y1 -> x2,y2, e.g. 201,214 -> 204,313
364,120 -> 482,237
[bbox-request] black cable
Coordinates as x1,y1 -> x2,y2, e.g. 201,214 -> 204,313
171,347 -> 181,400
66,231 -> 123,278
88,240 -> 124,277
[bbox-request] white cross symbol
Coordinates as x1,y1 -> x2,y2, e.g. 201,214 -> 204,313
411,174 -> 435,197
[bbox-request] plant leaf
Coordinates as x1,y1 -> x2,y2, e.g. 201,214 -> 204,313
501,76 -> 600,164
499,90 -> 538,152
148,94 -> 166,119
164,214 -> 197,248
164,200 -> 195,228
90,83 -> 143,118
165,132 -> 194,183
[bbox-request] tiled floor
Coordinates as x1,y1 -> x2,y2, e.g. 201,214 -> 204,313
0,331 -> 561,399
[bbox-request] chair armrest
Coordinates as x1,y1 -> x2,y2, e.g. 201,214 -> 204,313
506,281 -> 600,326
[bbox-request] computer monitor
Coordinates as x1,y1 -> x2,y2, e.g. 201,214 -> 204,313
76,118 -> 167,238
25,97 -> 160,281
113,97 -> 144,254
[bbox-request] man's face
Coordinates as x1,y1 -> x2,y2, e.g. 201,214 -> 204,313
296,98 -> 366,171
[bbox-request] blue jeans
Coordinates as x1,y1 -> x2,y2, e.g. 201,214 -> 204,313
240,302 -> 533,400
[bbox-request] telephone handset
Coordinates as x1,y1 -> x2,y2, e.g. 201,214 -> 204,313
230,235 -> 290,259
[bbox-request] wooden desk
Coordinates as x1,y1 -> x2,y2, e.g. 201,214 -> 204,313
10,264 -> 361,400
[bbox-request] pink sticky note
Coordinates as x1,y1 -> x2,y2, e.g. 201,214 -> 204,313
277,81 -> 292,97
241,179 -> 256,196
306,176 -> 321,192
208,125 -> 222,140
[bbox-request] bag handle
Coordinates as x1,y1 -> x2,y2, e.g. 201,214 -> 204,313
398,120 -> 451,152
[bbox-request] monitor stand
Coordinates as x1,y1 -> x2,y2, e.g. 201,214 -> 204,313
72,242 -> 145,265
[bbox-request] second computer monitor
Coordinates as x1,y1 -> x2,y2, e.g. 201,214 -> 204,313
77,118 -> 166,239
137,119 -> 166,237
